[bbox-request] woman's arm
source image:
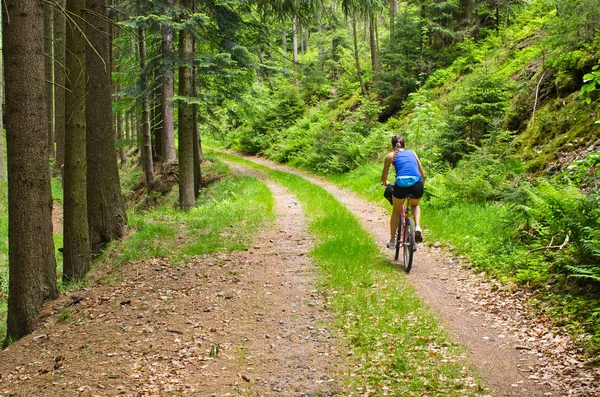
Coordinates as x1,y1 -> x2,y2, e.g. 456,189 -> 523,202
381,153 -> 393,185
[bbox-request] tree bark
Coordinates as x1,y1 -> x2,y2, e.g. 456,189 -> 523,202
299,25 -> 304,55
63,0 -> 91,281
305,27 -> 309,52
126,110 -> 131,142
192,34 -> 201,198
292,16 -> 298,63
44,2 -> 55,159
389,0 -> 395,45
178,0 -> 195,210
117,111 -> 126,165
282,28 -> 287,53
152,83 -> 162,161
138,24 -> 155,192
352,13 -> 368,96
54,0 -> 67,171
85,0 -> 127,256
0,4 -> 6,180
317,24 -> 323,64
3,0 -> 58,341
369,13 -> 379,73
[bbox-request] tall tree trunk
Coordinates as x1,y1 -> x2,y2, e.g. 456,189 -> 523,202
126,110 -> 131,142
152,83 -> 162,161
160,21 -> 176,163
299,26 -> 304,55
317,24 -> 323,64
44,1 -> 55,159
192,34 -> 201,198
178,0 -> 195,210
292,16 -> 298,63
389,0 -> 395,45
63,0 -> 91,281
282,28 -> 287,53
369,13 -> 380,73
352,13 -> 368,96
138,24 -> 155,192
117,111 -> 126,165
3,0 -> 58,341
54,0 -> 67,171
113,0 -> 126,165
305,27 -> 309,51
495,0 -> 500,31
0,5 -> 6,180
86,0 -> 127,256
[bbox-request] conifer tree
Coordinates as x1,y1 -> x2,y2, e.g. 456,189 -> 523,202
63,0 -> 91,281
3,0 -> 58,341
86,0 -> 128,256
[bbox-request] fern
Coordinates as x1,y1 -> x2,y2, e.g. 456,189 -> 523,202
564,264 -> 600,283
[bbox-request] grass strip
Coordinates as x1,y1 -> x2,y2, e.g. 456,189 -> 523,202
215,151 -> 485,396
106,162 -> 274,267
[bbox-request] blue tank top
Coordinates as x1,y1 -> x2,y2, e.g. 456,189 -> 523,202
393,150 -> 421,181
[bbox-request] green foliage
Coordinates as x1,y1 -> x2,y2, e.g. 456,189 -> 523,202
581,60 -> 600,107
502,181 -> 600,272
402,91 -> 447,171
116,173 -> 273,264
57,308 -> 72,323
441,71 -> 509,164
227,85 -> 306,155
567,151 -> 600,186
180,175 -> 274,257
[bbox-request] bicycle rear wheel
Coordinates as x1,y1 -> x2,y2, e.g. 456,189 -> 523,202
402,217 -> 415,273
394,214 -> 402,261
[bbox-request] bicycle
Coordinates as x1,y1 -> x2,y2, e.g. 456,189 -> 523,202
394,197 -> 415,273
384,185 -> 415,272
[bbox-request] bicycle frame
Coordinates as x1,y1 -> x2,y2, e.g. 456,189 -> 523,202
394,197 -> 416,272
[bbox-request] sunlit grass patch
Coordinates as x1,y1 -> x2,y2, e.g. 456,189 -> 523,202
104,159 -> 274,268
179,175 -> 274,259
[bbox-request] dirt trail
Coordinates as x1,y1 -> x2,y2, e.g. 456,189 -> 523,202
2,155 -> 599,397
241,154 -> 600,397
0,177 -> 341,396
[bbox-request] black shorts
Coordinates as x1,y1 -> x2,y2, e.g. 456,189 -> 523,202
393,181 -> 424,199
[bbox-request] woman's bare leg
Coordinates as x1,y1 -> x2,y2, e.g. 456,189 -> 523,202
390,196 -> 404,241
409,197 -> 421,227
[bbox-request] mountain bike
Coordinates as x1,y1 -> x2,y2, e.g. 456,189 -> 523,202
384,185 -> 416,273
394,197 -> 415,273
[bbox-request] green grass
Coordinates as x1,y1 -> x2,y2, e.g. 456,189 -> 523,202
104,160 -> 274,269
422,203 -> 528,279
214,151 -> 485,396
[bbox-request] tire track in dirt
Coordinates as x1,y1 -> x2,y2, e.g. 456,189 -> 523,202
0,169 -> 341,396
236,154 -> 600,397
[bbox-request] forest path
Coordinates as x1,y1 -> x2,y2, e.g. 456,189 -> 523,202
236,154 -> 600,397
0,168 -> 342,396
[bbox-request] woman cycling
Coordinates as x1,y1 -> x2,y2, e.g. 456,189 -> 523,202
381,135 -> 425,249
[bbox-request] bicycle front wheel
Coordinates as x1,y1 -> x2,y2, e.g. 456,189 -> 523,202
402,217 -> 415,273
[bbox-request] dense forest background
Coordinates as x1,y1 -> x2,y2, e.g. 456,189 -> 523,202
1,0 -> 599,361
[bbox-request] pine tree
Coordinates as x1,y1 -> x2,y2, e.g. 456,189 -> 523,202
86,0 -> 128,256
3,0 -> 58,341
